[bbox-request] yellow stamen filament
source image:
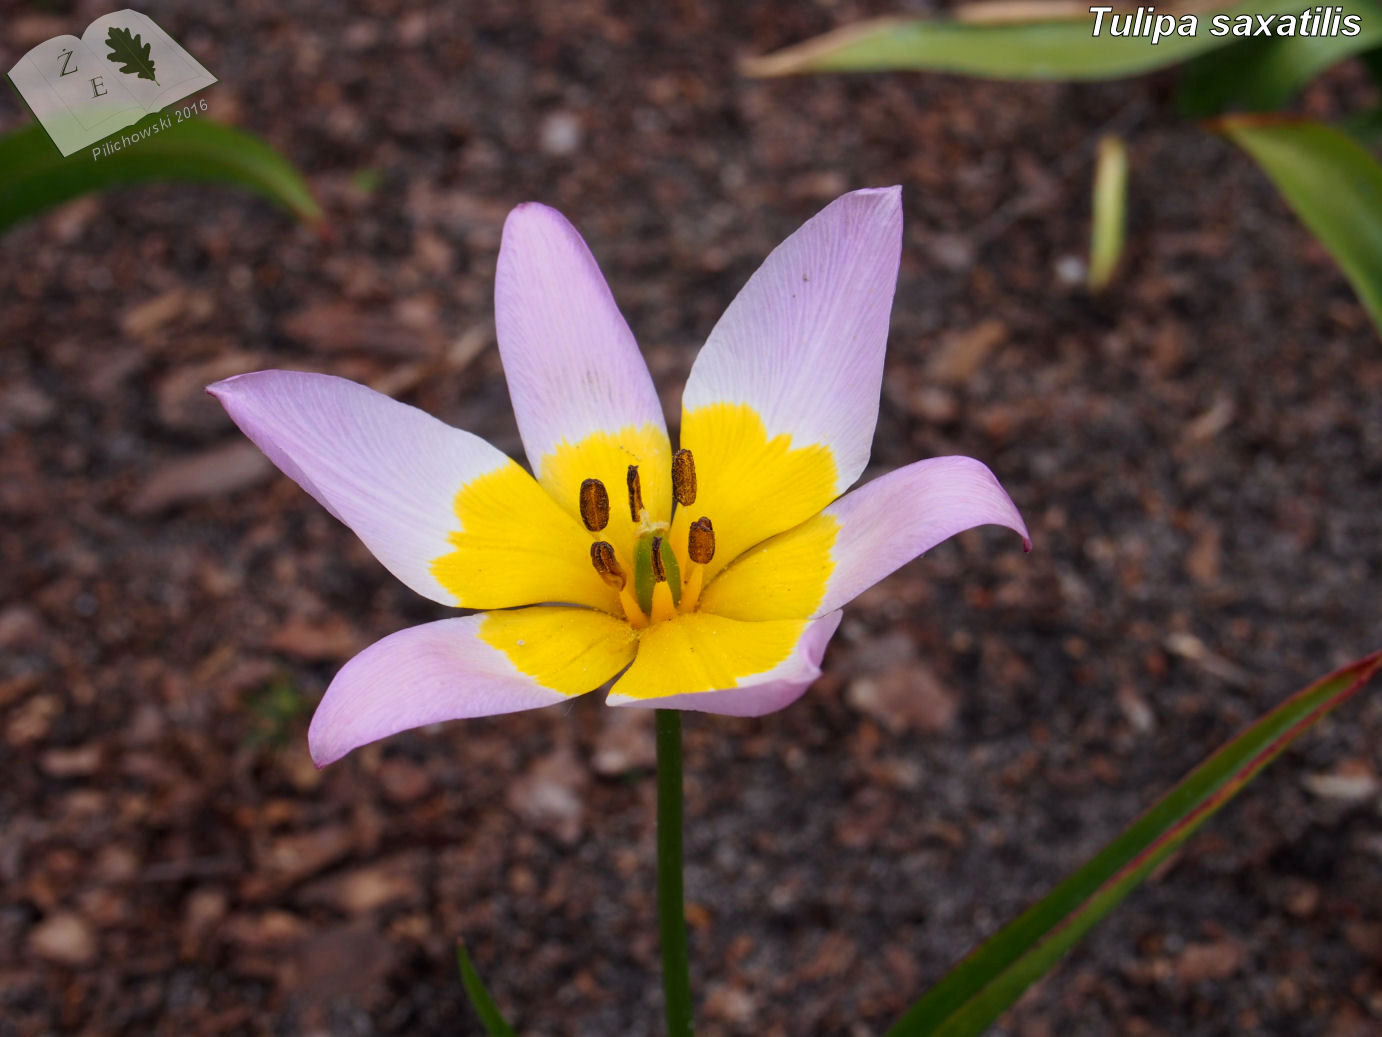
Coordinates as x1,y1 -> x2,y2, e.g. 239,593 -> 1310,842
650,581 -> 677,623
579,478 -> 610,531
621,585 -> 649,629
591,540 -> 647,628
647,535 -> 678,622
681,564 -> 704,613
626,464 -> 644,522
672,449 -> 697,506
679,516 -> 714,613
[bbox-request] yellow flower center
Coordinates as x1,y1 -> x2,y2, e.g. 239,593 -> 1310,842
578,450 -> 714,629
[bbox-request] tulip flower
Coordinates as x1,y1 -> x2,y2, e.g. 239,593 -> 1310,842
210,187 -> 1029,768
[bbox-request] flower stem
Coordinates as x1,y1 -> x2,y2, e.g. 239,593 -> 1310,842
655,708 -> 694,1036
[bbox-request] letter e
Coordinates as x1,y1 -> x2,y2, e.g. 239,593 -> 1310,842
90,75 -> 107,97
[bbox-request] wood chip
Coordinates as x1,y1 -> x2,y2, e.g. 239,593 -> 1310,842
1174,938 -> 1246,986
927,319 -> 1007,385
128,442 -> 273,515
280,301 -> 440,357
846,662 -> 958,735
265,615 -> 365,663
28,912 -> 97,966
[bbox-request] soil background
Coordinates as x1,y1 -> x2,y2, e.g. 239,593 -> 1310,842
3,1 -> 1382,1034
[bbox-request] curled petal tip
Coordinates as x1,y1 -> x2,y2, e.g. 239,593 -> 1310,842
204,375 -> 234,398
858,184 -> 902,201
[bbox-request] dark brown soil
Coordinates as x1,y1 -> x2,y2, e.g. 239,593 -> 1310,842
4,1 -> 1382,1034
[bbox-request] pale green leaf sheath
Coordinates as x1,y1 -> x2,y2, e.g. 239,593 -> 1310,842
1221,117 -> 1382,336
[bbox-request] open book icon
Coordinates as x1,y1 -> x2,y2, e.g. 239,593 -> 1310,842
7,9 -> 217,158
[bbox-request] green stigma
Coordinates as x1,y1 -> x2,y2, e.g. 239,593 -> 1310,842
633,531 -> 681,615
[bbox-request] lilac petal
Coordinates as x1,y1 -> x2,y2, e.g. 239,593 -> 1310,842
309,611 -> 633,766
495,203 -> 669,479
703,455 -> 1030,622
817,456 -> 1030,615
681,187 -> 903,495
209,370 -> 525,606
818,453 -> 1028,616
606,611 -> 843,716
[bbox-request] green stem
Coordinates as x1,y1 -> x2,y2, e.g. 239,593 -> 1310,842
656,708 -> 694,1036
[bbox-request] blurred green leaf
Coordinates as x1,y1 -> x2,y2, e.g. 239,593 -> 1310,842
1179,3 -> 1382,116
887,648 -> 1382,1037
1339,104 -> 1382,146
1087,134 -> 1128,292
0,115 -> 321,234
743,0 -> 1298,81
244,676 -> 310,749
1220,116 -> 1382,334
458,941 -> 518,1037
349,167 -> 383,194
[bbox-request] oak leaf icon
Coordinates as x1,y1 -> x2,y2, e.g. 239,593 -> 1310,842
105,27 -> 158,85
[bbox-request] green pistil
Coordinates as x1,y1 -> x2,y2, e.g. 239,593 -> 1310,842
633,531 -> 682,615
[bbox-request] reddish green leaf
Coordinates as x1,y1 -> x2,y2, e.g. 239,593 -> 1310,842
889,649 -> 1382,1037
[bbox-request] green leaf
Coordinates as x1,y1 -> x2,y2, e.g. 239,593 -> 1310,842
1087,135 -> 1128,292
105,26 -> 159,85
1339,104 -> 1382,147
743,0 -> 1299,81
1178,3 -> 1382,116
888,649 -> 1382,1037
1218,116 -> 1382,335
0,117 -> 322,234
457,941 -> 518,1037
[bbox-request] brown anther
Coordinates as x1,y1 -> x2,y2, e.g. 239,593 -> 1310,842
579,478 -> 610,531
650,536 -> 667,582
626,464 -> 644,522
672,449 -> 697,506
688,517 -> 715,564
590,541 -> 626,590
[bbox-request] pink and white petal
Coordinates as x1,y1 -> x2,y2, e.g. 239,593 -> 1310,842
495,203 -> 670,492
817,456 -> 1029,614
606,610 -> 842,716
681,187 -> 903,497
309,609 -> 637,766
209,370 -> 531,606
703,455 -> 1030,622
